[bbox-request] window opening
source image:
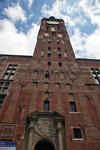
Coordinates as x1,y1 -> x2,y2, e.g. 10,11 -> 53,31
58,53 -> 61,58
59,62 -> 62,67
73,128 -> 83,139
48,53 -> 51,57
70,101 -> 77,112
45,71 -> 49,79
48,62 -> 51,66
44,100 -> 50,111
57,47 -> 61,52
48,47 -> 51,50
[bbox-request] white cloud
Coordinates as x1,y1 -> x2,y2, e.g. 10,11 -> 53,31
41,0 -> 86,27
79,0 -> 100,26
28,0 -> 34,8
4,3 -> 27,22
85,28 -> 100,58
0,19 -> 39,56
70,27 -> 100,59
70,28 -> 87,52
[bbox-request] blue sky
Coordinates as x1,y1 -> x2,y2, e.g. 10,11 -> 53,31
0,0 -> 100,59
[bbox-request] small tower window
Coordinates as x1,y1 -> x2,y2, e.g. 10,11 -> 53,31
44,100 -> 50,111
48,53 -> 51,57
59,62 -> 62,67
48,62 -> 51,66
58,53 -> 61,58
48,47 -> 51,50
57,47 -> 61,52
45,71 -> 49,79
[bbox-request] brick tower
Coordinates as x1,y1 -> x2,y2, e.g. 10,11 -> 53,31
0,17 -> 100,150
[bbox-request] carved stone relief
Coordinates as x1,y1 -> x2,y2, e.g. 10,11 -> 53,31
32,117 -> 57,144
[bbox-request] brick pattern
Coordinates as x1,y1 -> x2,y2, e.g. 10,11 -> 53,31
0,18 -> 100,150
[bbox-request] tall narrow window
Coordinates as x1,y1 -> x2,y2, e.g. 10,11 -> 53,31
48,47 -> 51,50
91,68 -> 100,84
73,128 -> 83,139
44,100 -> 50,111
70,101 -> 77,112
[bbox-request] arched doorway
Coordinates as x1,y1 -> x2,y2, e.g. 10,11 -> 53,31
34,140 -> 55,150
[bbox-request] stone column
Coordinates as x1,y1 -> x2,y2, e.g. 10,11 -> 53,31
27,121 -> 34,150
57,121 -> 63,150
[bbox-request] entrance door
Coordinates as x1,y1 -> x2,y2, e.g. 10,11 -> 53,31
34,140 -> 55,150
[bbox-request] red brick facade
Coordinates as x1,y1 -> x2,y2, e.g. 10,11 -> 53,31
0,17 -> 100,150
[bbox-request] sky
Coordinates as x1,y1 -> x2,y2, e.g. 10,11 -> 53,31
0,0 -> 100,59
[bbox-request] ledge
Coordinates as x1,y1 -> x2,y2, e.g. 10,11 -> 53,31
85,83 -> 100,86
69,112 -> 82,114
72,138 -> 84,141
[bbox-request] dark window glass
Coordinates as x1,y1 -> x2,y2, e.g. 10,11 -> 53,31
48,53 -> 51,57
73,128 -> 82,138
45,71 -> 49,79
70,101 -> 77,112
48,62 -> 51,66
59,62 -> 62,67
58,54 -> 61,58
57,47 -> 61,52
44,100 -> 50,111
48,47 -> 51,50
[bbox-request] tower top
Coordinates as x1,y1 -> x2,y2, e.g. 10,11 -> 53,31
42,16 -> 64,22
